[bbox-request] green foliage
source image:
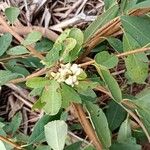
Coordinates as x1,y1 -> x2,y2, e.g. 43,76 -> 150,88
95,51 -> 118,69
106,101 -> 127,131
21,31 -> 42,46
0,33 -> 12,56
41,80 -> 62,115
1,1 -> 150,149
85,101 -> 111,149
95,64 -> 122,102
0,141 -> 6,150
7,46 -> 29,55
28,114 -> 60,144
5,7 -> 20,24
44,120 -> 68,150
84,4 -> 119,42
60,83 -> 81,108
0,70 -> 20,86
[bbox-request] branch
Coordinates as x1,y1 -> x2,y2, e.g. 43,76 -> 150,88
0,25 -> 58,42
0,135 -> 22,150
79,47 -> 150,67
72,103 -> 103,150
0,16 -> 44,60
77,8 -> 150,61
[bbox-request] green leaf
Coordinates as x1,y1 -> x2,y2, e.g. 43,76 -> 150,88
121,16 -> 150,47
32,98 -> 45,111
35,38 -> 54,52
35,145 -> 51,150
60,38 -> 77,61
119,0 -> 138,14
67,28 -> 84,61
95,64 -> 122,102
26,77 -> 51,88
61,83 -> 81,108
41,80 -> 62,115
44,120 -> 68,150
28,114 -> 60,144
133,87 -> 150,134
84,145 -> 96,150
5,7 -> 20,24
104,0 -> 117,10
0,33 -> 12,56
107,37 -> 123,52
135,87 -> 150,108
95,51 -> 118,69
129,0 -> 150,10
84,4 -> 119,42
65,142 -> 81,150
122,30 -> 148,83
4,60 -> 30,77
0,70 -> 20,86
117,119 -> 132,143
110,142 -> 141,150
106,101 -> 126,131
4,112 -> 22,135
85,101 -> 111,149
0,140 -> 6,150
21,31 -> 42,46
43,43 -> 62,67
29,87 -> 43,97
55,29 -> 71,44
125,55 -> 148,83
7,46 -> 29,55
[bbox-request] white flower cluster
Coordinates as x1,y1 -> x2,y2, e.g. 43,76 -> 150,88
51,63 -> 82,87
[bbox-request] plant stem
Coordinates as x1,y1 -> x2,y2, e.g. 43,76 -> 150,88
79,47 -> 150,67
0,16 -> 44,60
72,103 -> 103,150
0,135 -> 22,149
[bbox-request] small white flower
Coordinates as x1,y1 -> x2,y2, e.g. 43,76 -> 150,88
65,75 -> 74,86
72,75 -> 77,83
50,63 -> 83,86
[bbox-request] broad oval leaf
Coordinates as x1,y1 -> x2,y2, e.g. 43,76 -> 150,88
106,101 -> 126,131
44,120 -> 68,150
85,101 -> 111,149
5,7 -> 20,24
7,46 -> 29,55
21,31 -> 42,46
95,51 -> 118,69
117,119 -> 132,143
122,30 -> 148,83
28,114 -> 60,144
0,33 -> 12,56
26,77 -> 51,88
41,80 -> 62,115
60,83 -> 81,108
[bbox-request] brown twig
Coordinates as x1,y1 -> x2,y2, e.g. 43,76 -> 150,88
0,25 -> 58,42
79,47 -> 150,67
0,16 -> 44,60
72,103 -> 103,150
78,8 -> 150,61
0,135 -> 22,150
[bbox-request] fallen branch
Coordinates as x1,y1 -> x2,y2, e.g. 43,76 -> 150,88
0,135 -> 22,150
78,8 -> 150,61
79,47 -> 150,67
0,16 -> 44,60
72,103 -> 103,150
0,25 -> 58,42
